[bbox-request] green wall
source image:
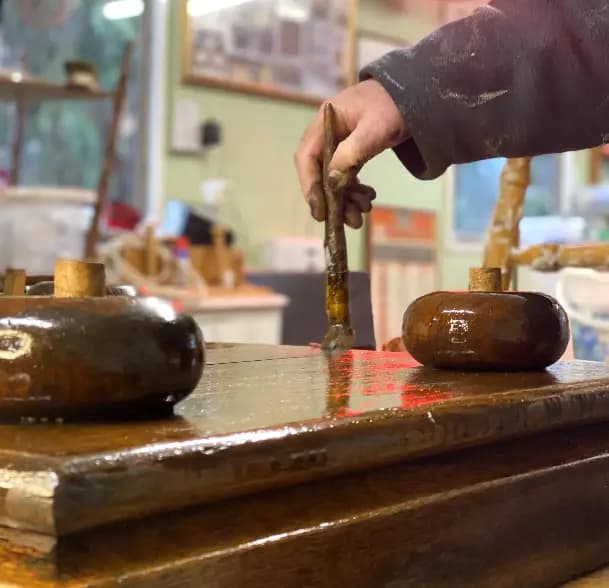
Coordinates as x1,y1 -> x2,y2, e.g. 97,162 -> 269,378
164,0 -> 486,286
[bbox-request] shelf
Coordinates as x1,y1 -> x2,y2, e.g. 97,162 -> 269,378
0,72 -> 113,102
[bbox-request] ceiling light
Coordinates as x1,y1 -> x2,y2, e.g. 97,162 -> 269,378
275,0 -> 308,21
103,0 -> 144,20
187,0 -> 255,17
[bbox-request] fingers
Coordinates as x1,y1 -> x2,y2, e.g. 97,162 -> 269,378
317,181 -> 376,226
344,183 -> 376,228
345,202 -> 363,229
304,180 -> 375,225
329,120 -> 387,177
312,180 -> 375,225
295,109 -> 324,216
308,182 -> 325,222
351,183 -> 376,208
295,97 -> 377,228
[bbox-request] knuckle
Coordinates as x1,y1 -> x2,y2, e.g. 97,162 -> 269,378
350,147 -> 366,169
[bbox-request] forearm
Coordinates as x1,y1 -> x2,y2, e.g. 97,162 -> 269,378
361,0 -> 609,179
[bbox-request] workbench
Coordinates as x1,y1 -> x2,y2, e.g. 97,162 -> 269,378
3,343 -> 609,586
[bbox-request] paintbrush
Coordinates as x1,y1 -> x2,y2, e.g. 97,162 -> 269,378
321,103 -> 356,352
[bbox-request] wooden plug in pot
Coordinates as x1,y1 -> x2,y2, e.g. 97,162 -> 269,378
402,267 -> 570,371
2,268 -> 26,296
0,260 -> 204,420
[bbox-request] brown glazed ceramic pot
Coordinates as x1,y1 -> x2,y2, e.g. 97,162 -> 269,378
402,291 -> 570,371
0,295 -> 204,420
26,281 -> 138,297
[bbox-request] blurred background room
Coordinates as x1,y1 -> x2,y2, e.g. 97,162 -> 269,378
1,0 -> 608,360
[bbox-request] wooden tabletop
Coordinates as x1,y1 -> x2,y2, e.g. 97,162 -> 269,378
5,422 -> 609,586
2,344 -> 609,538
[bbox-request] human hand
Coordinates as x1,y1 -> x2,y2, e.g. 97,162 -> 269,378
295,79 -> 408,228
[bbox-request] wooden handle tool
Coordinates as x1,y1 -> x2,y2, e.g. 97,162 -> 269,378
321,103 -> 355,351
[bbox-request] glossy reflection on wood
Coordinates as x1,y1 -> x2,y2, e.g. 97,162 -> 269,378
0,345 -> 607,537
0,295 -> 204,420
5,423 -> 609,586
25,282 -> 137,297
403,268 -> 569,371
403,290 -> 570,370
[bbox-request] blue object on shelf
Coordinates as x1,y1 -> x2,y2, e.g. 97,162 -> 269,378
157,200 -> 189,237
571,316 -> 609,362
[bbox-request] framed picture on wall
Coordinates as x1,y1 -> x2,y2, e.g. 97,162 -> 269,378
182,0 -> 358,105
356,31 -> 405,74
366,206 -> 437,348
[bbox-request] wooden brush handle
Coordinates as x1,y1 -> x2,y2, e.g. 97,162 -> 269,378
322,103 -> 351,329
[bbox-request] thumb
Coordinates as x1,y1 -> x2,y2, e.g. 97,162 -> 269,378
329,121 -> 387,176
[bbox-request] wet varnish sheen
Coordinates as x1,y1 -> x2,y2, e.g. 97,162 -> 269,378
0,344 -> 606,537
403,290 -> 570,370
0,296 -> 204,419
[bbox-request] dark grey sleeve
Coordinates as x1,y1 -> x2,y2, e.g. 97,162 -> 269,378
360,0 -> 609,180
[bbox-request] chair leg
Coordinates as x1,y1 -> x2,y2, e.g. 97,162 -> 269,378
483,157 -> 531,290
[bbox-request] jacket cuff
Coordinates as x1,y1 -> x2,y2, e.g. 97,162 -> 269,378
360,49 -> 451,180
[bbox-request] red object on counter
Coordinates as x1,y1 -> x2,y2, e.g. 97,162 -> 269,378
174,235 -> 190,248
105,201 -> 141,230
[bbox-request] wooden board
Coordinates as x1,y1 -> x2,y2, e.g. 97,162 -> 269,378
2,344 -> 609,537
0,75 -> 112,102
5,423 -> 609,586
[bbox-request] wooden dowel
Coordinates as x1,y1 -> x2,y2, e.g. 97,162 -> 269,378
54,260 -> 105,298
511,243 -> 609,271
469,267 -> 502,292
483,157 -> 531,290
145,226 -> 158,276
3,268 -> 26,295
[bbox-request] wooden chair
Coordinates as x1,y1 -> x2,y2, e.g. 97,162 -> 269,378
382,156 -> 609,353
484,157 -> 609,289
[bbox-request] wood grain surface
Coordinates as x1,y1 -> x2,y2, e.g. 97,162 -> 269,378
4,423 -> 609,586
1,344 -> 609,538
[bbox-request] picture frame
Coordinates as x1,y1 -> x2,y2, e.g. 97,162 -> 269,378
182,0 -> 358,106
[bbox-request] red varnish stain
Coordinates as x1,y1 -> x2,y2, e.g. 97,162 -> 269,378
355,350 -> 420,368
325,348 -> 450,416
400,384 -> 451,409
332,407 -> 364,418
